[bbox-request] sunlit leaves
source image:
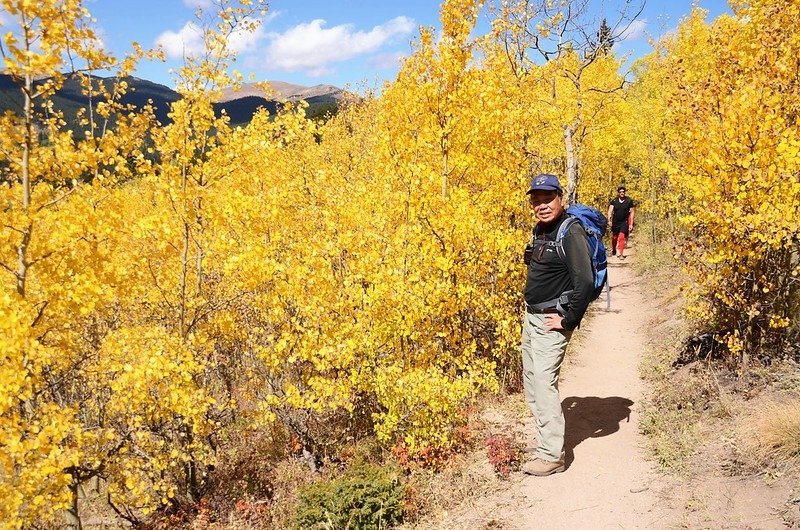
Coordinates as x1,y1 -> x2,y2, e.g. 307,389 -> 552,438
654,2 -> 800,360
5,0 -> 798,527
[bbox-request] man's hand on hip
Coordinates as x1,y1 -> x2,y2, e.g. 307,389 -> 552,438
544,314 -> 565,331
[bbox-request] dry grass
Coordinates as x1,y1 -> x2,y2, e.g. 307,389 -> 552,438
634,228 -> 730,473
635,224 -> 800,486
734,395 -> 800,472
395,395 -> 529,529
398,452 -> 500,529
639,362 -> 719,472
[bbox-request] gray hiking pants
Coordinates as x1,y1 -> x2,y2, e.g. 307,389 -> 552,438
521,312 -> 572,462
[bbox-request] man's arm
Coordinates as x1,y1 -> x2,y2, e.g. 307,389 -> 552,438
607,204 -> 614,222
628,206 -> 635,231
559,224 -> 594,331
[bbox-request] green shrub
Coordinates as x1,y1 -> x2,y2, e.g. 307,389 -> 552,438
295,462 -> 405,529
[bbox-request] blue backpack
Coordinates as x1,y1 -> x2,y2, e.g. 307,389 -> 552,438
560,204 -> 609,300
530,204 -> 608,313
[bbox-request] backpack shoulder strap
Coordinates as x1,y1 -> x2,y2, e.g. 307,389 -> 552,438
554,216 -> 578,260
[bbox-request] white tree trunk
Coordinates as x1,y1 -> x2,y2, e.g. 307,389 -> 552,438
563,123 -> 579,206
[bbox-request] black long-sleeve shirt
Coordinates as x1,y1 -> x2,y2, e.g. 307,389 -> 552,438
524,212 -> 594,331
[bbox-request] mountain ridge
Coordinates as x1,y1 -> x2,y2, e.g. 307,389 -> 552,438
218,81 -> 344,103
0,74 -> 344,125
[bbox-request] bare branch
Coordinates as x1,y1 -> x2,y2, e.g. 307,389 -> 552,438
506,0 -> 645,65
587,79 -> 628,94
0,260 -> 18,276
421,216 -> 447,253
35,185 -> 77,213
147,258 -> 174,310
608,1 -> 647,43
0,143 -> 23,166
3,224 -> 26,235
28,250 -> 57,266
186,291 -> 247,336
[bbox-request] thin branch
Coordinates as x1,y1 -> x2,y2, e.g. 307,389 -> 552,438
147,258 -> 174,310
0,260 -> 18,276
35,186 -> 77,213
421,216 -> 447,253
609,2 -> 646,44
29,250 -> 57,266
0,144 -> 23,166
107,493 -> 140,526
3,224 -> 26,235
587,79 -> 628,94
29,300 -> 49,329
186,291 -> 247,335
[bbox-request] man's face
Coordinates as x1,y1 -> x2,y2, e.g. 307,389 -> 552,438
618,189 -> 626,198
529,190 -> 564,224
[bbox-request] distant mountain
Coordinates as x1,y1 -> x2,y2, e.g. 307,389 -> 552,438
216,81 -> 343,124
0,73 -> 181,125
218,81 -> 344,102
0,74 -> 344,127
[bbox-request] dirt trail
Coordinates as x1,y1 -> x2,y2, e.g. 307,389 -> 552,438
407,241 -> 800,530
507,247 -> 682,528
418,245 -> 684,529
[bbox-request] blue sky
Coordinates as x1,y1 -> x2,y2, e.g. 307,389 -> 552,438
75,0 -> 731,90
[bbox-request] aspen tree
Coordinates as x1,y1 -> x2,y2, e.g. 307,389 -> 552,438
488,0 -> 643,205
0,0 -> 157,527
658,3 -> 800,367
0,0 -> 264,526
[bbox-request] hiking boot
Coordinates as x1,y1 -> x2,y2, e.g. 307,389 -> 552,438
611,248 -> 616,256
522,458 -> 565,476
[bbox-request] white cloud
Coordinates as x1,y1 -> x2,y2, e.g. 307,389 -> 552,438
263,16 -> 415,76
156,15 -> 273,60
157,21 -> 205,59
226,23 -> 267,54
90,26 -> 107,51
618,19 -> 648,42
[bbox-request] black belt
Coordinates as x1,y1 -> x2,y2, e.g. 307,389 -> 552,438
526,306 -> 559,315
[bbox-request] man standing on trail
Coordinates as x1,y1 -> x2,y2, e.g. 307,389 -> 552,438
521,173 -> 594,476
607,186 -> 635,260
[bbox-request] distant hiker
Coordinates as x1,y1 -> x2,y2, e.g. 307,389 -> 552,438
607,186 -> 635,259
520,173 -> 594,476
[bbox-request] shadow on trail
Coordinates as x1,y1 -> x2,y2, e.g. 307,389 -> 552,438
562,396 -> 634,467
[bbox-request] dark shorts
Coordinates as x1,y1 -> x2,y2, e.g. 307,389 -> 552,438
611,222 -> 629,236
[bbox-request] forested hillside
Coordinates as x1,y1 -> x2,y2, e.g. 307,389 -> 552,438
0,74 -> 341,127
